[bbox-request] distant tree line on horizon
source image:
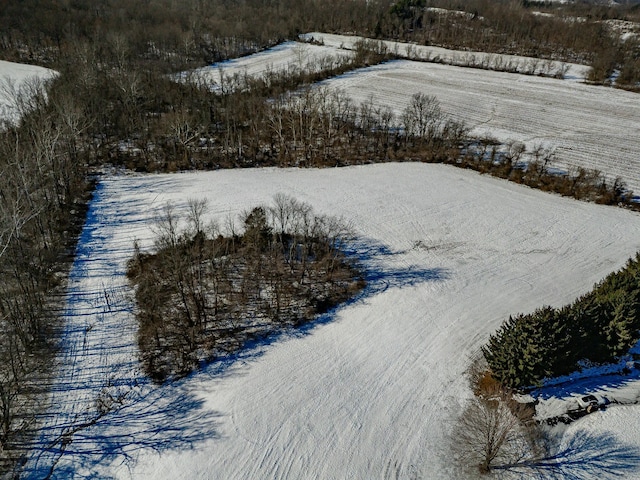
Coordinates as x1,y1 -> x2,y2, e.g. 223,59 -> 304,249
0,0 -> 638,88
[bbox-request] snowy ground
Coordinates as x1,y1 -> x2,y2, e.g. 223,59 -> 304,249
179,35 -> 637,195
178,41 -> 353,91
301,32 -> 590,80
0,59 -> 57,124
23,163 -> 640,479
318,59 -> 640,195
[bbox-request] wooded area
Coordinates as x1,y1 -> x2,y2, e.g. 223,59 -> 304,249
483,253 -> 640,389
127,196 -> 364,383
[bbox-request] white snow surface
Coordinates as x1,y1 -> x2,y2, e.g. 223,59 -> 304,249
317,59 -> 640,195
301,32 -> 591,80
24,163 -> 640,479
179,41 -> 353,90
0,59 -> 57,124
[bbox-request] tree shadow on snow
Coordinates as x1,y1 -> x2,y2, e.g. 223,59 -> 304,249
495,429 -> 640,479
22,236 -> 443,478
204,236 -> 448,379
531,368 -> 640,402
21,378 -> 220,479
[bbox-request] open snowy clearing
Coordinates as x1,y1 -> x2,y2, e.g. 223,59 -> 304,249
179,41 -> 353,90
0,59 -> 57,124
24,163 -> 640,479
318,59 -> 640,195
301,32 -> 591,80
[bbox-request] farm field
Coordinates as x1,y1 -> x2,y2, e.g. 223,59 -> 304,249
301,32 -> 591,80
318,59 -> 640,195
180,41 -> 354,90
0,59 -> 57,124
23,163 -> 640,479
189,35 -> 639,196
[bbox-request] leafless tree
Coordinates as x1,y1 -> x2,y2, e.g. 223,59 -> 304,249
402,93 -> 443,144
452,361 -> 541,475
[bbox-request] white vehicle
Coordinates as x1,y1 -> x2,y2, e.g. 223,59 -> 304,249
575,394 -> 606,412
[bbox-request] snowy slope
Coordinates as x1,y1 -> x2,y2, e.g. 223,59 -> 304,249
318,60 -> 640,195
179,41 -> 353,90
0,59 -> 57,124
23,164 -> 640,479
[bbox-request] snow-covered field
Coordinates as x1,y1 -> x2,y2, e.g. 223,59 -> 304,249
318,59 -> 640,195
301,32 -> 591,80
180,41 -> 353,90
24,164 -> 640,479
180,34 -> 637,195
0,59 -> 57,124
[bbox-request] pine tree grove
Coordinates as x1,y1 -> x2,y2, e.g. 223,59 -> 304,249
483,253 -> 640,389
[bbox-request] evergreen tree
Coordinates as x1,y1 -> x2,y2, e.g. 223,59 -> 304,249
484,253 -> 640,389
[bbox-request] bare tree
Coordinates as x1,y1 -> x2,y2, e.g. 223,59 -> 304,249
453,393 -> 537,474
402,93 -> 443,144
452,362 -> 540,475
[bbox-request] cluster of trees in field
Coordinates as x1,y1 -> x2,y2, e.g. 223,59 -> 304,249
483,253 -> 640,389
127,195 -> 364,383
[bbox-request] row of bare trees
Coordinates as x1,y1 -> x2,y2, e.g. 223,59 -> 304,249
0,72 -> 93,471
381,0 -> 640,86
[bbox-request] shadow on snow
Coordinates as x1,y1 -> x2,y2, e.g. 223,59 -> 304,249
204,237 -> 448,378
21,379 -> 220,479
24,222 -> 445,478
495,429 -> 640,479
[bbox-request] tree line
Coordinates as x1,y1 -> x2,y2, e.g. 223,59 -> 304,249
381,0 -> 640,88
0,75 -> 93,469
127,195 -> 365,383
1,0 -> 638,88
